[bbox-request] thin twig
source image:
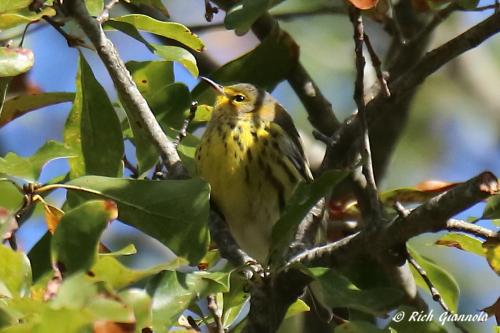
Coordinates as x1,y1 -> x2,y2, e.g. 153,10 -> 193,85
446,219 -> 499,240
348,7 -> 382,221
97,0 -> 120,23
407,253 -> 452,313
285,232 -> 360,268
187,316 -> 202,332
123,155 -> 139,178
174,101 -> 197,148
65,0 -> 187,178
207,295 -> 224,333
363,33 -> 390,97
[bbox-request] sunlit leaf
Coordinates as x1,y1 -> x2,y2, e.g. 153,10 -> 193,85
66,176 -> 210,264
435,233 -> 485,257
110,14 -> 204,51
51,200 -> 117,275
483,239 -> 500,275
0,7 -> 56,30
0,92 -> 74,128
0,245 -> 32,297
152,45 -> 198,77
85,0 -> 104,16
284,299 -> 309,319
408,246 -> 460,312
0,47 -> 34,77
380,180 -> 458,207
0,0 -> 32,12
64,54 -> 124,178
308,267 -> 403,315
221,274 -> 249,328
270,170 -> 347,266
99,244 -> 137,257
0,140 -> 76,181
91,256 -> 185,290
119,289 -> 153,331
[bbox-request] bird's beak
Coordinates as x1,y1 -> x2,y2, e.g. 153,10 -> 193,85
200,76 -> 225,96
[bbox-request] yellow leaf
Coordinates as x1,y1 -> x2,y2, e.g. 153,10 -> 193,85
43,203 -> 64,233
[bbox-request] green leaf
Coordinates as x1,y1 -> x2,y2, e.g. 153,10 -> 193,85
0,7 -> 56,30
222,274 -> 249,328
284,299 -> 310,319
99,243 -> 137,257
482,194 -> 500,220
0,47 -> 34,77
224,0 -> 286,35
66,175 -> 210,264
91,255 -> 186,289
191,28 -> 299,106
335,321 -> 390,333
0,140 -> 76,181
64,54 -> 124,178
435,233 -> 485,257
119,288 -> 153,330
27,232 -> 52,281
0,0 -> 32,12
51,200 -> 116,275
0,245 -> 31,297
270,170 -> 347,265
308,267 -> 403,315
458,0 -> 480,10
85,0 -> 103,16
125,60 -> 173,174
51,273 -> 97,309
130,0 -> 169,16
483,239 -> 500,275
107,21 -> 199,76
152,45 -> 198,77
0,179 -> 23,211
0,92 -> 74,128
149,270 -> 231,332
110,14 -> 204,52
408,246 -> 460,312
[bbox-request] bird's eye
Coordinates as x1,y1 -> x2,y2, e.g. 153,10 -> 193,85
233,94 -> 246,102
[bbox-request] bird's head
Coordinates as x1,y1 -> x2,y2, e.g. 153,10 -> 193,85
201,77 -> 269,116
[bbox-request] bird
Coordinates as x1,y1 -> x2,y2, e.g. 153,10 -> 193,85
195,78 -> 313,263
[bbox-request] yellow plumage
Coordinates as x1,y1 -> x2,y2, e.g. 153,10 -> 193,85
195,81 -> 312,263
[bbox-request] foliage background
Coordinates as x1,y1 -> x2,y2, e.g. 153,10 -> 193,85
0,0 -> 499,332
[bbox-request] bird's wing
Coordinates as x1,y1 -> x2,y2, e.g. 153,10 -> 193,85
272,103 -> 313,182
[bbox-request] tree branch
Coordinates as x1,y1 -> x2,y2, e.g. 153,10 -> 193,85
64,0 -> 187,178
446,219 -> 499,239
324,11 -> 500,175
288,171 -> 498,267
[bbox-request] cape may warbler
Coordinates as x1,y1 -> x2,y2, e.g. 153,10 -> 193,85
195,78 -> 313,263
